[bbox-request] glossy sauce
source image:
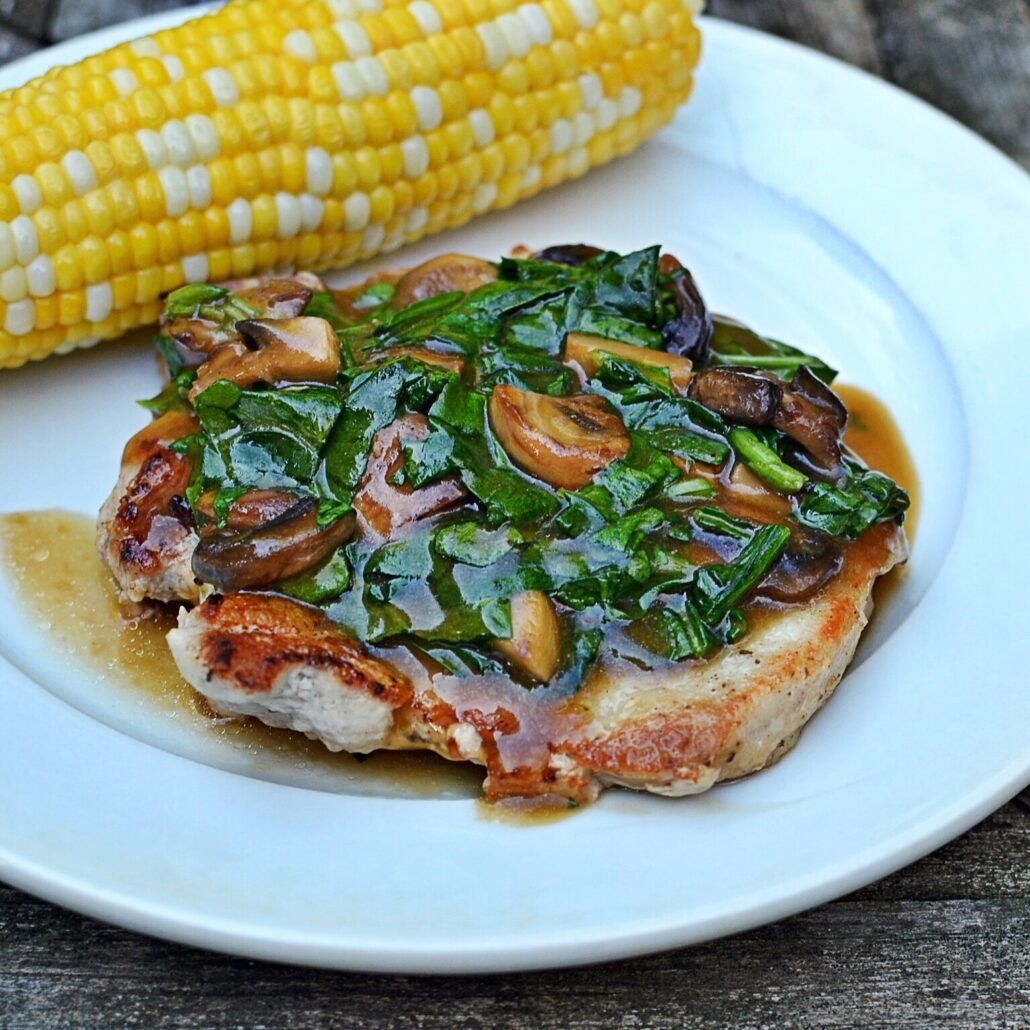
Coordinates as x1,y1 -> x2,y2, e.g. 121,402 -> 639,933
0,386 -> 916,808
0,511 -> 482,799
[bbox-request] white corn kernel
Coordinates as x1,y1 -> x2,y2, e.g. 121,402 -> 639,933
578,73 -> 603,110
408,1 -> 442,35
181,253 -> 209,283
305,147 -> 333,196
275,192 -> 302,239
468,108 -> 495,147
299,193 -> 324,233
344,191 -> 371,231
136,129 -> 168,170
12,175 -> 41,214
26,255 -> 55,297
85,282 -> 113,323
549,118 -> 573,155
61,151 -> 98,195
476,23 -> 508,73
0,265 -> 27,303
401,135 -> 430,178
332,61 -> 364,102
405,206 -> 428,233
520,165 -> 541,190
161,120 -> 196,167
411,86 -> 442,130
355,56 -> 389,96
619,86 -> 643,118
11,215 -> 38,265
158,166 -> 190,218
497,13 -> 531,58
519,4 -> 553,46
109,68 -> 139,97
568,0 -> 599,30
4,298 -> 34,336
187,166 -> 212,209
596,98 -> 618,131
335,20 -> 372,58
226,198 -> 252,244
284,29 -> 318,63
185,114 -> 220,161
472,182 -> 497,212
573,111 -> 594,146
361,223 -> 385,250
568,145 -> 589,175
130,38 -> 161,57
161,55 -> 185,82
202,68 -> 240,107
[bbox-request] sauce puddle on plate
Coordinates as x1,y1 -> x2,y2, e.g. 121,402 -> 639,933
0,510 -> 483,799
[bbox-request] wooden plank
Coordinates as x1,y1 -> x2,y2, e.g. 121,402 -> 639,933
867,0 -> 1030,167
0,0 -> 53,38
706,0 -> 883,73
1,803 -> 1027,1027
48,0 -> 209,42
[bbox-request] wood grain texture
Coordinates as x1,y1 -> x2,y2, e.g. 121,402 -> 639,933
0,1 -> 1028,1026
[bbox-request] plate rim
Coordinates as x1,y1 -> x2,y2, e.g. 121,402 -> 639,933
1,7 -> 1028,974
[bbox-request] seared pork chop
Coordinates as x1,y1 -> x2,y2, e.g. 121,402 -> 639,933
167,522 -> 905,803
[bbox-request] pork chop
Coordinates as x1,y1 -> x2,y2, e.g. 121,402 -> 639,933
167,522 -> 906,803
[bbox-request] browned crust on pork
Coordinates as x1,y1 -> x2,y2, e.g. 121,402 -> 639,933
193,592 -> 412,707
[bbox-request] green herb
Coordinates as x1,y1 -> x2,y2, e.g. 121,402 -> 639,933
709,317 -> 837,383
796,459 -> 909,538
729,427 -> 809,493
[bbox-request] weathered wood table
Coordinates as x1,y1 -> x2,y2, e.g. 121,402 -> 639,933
1,1 -> 1028,1025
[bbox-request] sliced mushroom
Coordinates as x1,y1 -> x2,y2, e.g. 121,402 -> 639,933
488,384 -> 631,490
495,590 -> 562,682
194,488 -> 301,531
391,253 -> 497,308
161,273 -> 324,370
689,365 -> 847,474
771,366 -> 847,473
353,415 -> 468,540
532,244 -> 604,266
688,367 -> 783,425
366,345 -> 466,377
659,253 -> 713,364
189,316 -> 341,400
191,498 -> 355,592
756,531 -> 843,603
564,332 -> 692,394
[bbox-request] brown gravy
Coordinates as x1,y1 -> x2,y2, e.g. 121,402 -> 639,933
0,386 -> 917,808
0,510 -> 482,799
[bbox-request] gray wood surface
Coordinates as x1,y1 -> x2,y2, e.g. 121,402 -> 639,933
1,1 -> 1028,1026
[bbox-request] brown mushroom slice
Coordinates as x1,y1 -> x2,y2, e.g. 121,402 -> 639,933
391,253 -> 497,308
189,316 -> 341,399
231,272 -> 324,319
495,590 -> 562,682
658,253 -> 713,364
353,414 -> 467,540
772,366 -> 848,473
194,488 -> 302,531
191,498 -> 355,592
489,385 -> 630,490
160,273 -> 325,368
564,332 -> 693,394
366,346 -> 466,377
688,367 -> 783,425
532,244 -> 604,266
756,532 -> 843,603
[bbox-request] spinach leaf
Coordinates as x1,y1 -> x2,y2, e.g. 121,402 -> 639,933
796,459 -> 909,538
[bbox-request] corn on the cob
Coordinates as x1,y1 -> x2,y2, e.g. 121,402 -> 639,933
0,0 -> 702,369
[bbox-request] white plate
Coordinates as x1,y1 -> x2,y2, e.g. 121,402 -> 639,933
1,9 -> 1028,974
